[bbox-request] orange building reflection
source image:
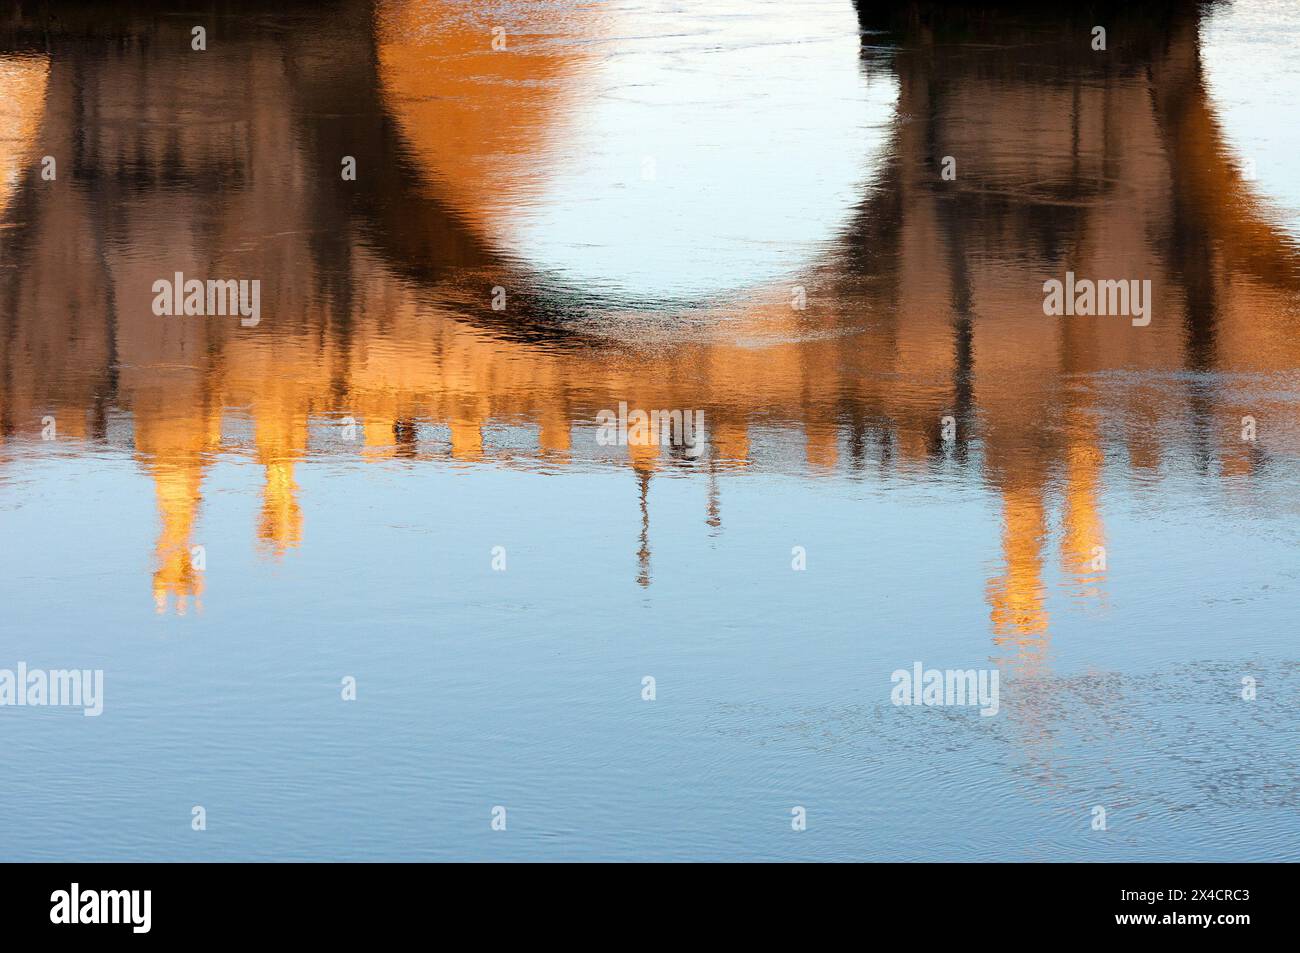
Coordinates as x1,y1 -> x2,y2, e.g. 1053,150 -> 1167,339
1,0 -> 1298,648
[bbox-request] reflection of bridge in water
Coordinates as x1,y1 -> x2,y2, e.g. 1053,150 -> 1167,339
1,0 -> 1298,646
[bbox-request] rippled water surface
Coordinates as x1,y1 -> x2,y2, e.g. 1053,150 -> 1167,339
1,0 -> 1298,860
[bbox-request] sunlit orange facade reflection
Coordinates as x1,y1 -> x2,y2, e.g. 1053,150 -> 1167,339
1,0 -> 1298,649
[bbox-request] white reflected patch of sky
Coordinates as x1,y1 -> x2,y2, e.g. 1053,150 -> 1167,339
502,0 -> 898,302
1202,0 -> 1300,241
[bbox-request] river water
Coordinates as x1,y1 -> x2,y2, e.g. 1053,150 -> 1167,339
0,0 -> 1297,860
